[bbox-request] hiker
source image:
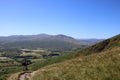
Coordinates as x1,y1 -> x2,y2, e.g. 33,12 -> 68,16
22,59 -> 28,71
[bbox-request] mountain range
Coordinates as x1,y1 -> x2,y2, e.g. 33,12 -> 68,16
0,34 -> 85,50
0,34 -> 102,50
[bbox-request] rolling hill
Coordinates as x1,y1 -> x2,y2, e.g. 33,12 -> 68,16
0,34 -> 87,50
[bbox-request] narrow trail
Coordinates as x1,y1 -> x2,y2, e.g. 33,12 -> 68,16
18,71 -> 32,80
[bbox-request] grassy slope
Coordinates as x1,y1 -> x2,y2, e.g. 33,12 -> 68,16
29,34 -> 120,71
73,34 -> 120,57
32,47 -> 120,80
31,34 -> 120,80
8,34 -> 120,80
7,72 -> 21,80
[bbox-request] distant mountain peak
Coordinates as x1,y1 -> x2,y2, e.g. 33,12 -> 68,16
0,34 -> 87,49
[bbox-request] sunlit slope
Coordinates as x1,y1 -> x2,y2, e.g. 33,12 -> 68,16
31,34 -> 120,80
73,34 -> 120,56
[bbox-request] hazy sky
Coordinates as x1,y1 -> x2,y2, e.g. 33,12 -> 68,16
0,0 -> 120,38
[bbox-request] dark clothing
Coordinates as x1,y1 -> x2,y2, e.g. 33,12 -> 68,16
22,59 -> 28,71
22,61 -> 27,65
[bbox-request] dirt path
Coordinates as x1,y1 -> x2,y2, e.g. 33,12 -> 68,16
18,71 -> 32,80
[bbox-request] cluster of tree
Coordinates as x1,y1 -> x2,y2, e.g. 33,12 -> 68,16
42,53 -> 60,58
0,48 -> 21,58
14,55 -> 37,59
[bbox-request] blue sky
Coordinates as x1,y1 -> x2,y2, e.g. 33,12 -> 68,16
0,0 -> 120,38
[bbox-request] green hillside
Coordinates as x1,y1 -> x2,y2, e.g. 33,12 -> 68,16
73,34 -> 120,56
27,35 -> 112,71
31,34 -> 120,80
31,48 -> 120,80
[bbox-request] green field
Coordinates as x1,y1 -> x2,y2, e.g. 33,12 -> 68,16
0,47 -> 76,80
